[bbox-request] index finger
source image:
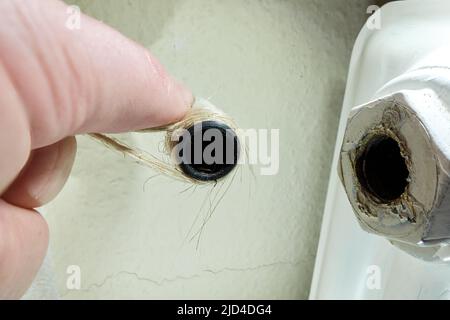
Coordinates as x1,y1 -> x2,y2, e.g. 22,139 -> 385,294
0,0 -> 192,149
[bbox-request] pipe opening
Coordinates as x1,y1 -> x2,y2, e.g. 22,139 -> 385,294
356,135 -> 409,203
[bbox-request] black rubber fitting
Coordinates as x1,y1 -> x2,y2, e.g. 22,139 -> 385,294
176,120 -> 240,181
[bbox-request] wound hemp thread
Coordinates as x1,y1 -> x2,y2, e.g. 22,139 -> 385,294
88,98 -> 241,184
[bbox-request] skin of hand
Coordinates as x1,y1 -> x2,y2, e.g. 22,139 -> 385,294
0,0 -> 192,298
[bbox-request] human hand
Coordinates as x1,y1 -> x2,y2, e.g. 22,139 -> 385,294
0,0 -> 192,298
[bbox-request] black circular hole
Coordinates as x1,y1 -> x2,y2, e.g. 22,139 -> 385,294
176,121 -> 240,181
355,135 -> 409,202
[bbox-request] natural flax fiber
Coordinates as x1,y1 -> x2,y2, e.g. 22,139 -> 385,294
88,98 -> 240,184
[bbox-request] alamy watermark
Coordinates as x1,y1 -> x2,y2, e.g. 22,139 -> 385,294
366,264 -> 381,290
65,5 -> 81,30
366,5 -> 381,30
66,265 -> 81,290
170,125 -> 280,176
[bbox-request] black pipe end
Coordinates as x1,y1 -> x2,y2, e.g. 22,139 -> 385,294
175,121 -> 240,182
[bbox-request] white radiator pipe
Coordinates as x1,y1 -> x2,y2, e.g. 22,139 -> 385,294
339,46 -> 450,261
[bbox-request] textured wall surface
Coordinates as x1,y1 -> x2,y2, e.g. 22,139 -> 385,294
25,0 -> 372,299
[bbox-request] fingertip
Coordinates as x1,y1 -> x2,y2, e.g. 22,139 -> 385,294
163,77 -> 194,124
135,50 -> 193,127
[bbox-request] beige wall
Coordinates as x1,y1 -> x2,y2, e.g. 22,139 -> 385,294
26,0 -> 373,299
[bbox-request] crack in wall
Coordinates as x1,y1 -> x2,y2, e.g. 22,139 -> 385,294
60,260 -> 303,297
